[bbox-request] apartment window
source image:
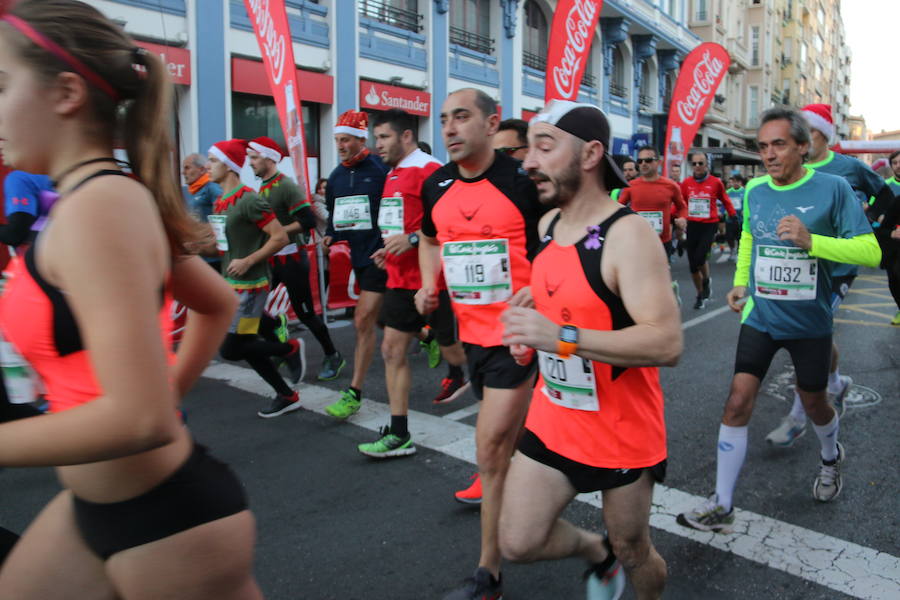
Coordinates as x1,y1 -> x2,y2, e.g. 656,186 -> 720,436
232,94 -> 320,158
799,42 -> 807,67
783,38 -> 792,61
817,7 -> 825,26
748,86 -> 759,127
694,0 -> 707,21
751,26 -> 759,66
639,61 -> 653,111
814,33 -> 823,53
815,61 -> 822,80
785,0 -> 793,19
450,0 -> 493,54
610,46 -> 627,98
799,76 -> 806,95
358,0 -> 421,32
522,1 -> 548,70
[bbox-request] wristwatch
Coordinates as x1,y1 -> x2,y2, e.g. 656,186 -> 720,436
408,232 -> 420,248
557,324 -> 578,358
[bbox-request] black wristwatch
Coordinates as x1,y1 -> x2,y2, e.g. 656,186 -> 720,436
408,232 -> 420,248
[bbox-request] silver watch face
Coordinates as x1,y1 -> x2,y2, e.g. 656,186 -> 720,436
560,326 -> 578,344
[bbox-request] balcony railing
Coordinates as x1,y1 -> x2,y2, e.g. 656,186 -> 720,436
523,50 -> 546,72
358,0 -> 422,33
639,94 -> 654,111
582,72 -> 596,88
610,82 -> 628,98
696,10 -> 707,20
450,26 -> 493,55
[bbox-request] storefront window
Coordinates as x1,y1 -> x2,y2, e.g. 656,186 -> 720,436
232,93 -> 320,156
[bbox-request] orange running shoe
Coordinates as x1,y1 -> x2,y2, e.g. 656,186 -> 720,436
454,473 -> 482,505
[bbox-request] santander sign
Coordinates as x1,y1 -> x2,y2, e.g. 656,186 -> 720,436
545,0 -> 603,102
246,0 -> 286,85
675,50 -> 726,126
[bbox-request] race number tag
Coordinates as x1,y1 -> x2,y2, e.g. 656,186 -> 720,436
333,195 -> 372,231
754,245 -> 817,301
638,210 -> 664,234
377,196 -> 404,238
0,337 -> 39,405
208,215 -> 228,251
538,351 -> 598,411
688,197 -> 711,219
442,239 -> 512,305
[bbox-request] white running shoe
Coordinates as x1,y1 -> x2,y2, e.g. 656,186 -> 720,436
585,562 -> 626,600
827,375 -> 852,418
765,415 -> 807,447
813,442 -> 845,502
716,251 -> 731,264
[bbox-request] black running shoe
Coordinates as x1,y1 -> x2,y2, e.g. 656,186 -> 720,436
442,568 -> 502,600
257,391 -> 301,418
693,296 -> 706,310
702,277 -> 712,300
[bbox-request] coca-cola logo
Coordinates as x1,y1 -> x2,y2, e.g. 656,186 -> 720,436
550,0 -> 599,100
675,50 -> 725,126
247,0 -> 286,85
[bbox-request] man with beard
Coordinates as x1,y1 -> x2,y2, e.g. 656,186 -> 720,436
498,100 -> 681,600
417,88 -> 543,600
610,157 -> 637,203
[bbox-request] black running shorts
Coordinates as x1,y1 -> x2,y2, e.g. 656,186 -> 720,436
684,221 -> 719,273
353,263 -> 387,294
733,324 -> 831,392
463,342 -> 536,400
519,429 -> 667,494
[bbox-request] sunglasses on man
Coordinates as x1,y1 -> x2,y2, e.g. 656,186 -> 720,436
691,161 -> 706,166
498,145 -> 527,155
636,157 -> 657,164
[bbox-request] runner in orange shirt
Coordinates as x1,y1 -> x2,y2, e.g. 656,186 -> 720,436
416,88 -> 543,600
499,100 -> 682,600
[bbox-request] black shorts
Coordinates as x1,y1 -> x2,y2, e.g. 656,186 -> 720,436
72,443 -> 248,560
733,324 -> 832,392
684,221 -> 719,273
379,288 -> 426,333
830,274 -> 856,310
353,263 -> 387,294
662,240 -> 675,258
378,289 -> 458,346
464,342 -> 536,400
519,429 -> 667,494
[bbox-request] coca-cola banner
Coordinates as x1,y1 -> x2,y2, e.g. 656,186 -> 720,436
544,0 -> 604,103
242,0 -> 311,198
662,43 -> 730,178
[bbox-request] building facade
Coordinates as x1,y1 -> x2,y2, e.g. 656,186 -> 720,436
688,0 -> 852,150
90,0 -> 701,181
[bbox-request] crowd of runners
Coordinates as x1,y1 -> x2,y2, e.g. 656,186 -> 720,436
0,2 -> 898,599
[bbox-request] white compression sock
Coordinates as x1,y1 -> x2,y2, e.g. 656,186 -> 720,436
715,424 -> 748,512
812,412 -> 840,462
789,390 -> 807,422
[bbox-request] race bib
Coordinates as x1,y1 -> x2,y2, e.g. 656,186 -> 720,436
0,338 -> 39,405
538,351 -> 598,411
754,245 -> 817,301
377,196 -> 404,238
638,210 -> 664,234
208,214 -> 228,251
333,195 -> 372,231
688,197 -> 711,219
442,239 -> 512,305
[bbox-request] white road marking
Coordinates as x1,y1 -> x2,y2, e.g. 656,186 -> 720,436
682,304 -> 733,330
203,362 -> 900,600
443,403 -> 481,421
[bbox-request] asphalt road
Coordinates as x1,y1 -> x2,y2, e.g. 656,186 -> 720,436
1,255 -> 897,599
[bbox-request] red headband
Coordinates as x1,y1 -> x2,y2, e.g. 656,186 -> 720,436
2,14 -> 119,102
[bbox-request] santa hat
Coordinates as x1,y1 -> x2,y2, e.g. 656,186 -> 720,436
333,109 -> 368,139
209,139 -> 249,174
248,136 -> 286,163
801,104 -> 835,143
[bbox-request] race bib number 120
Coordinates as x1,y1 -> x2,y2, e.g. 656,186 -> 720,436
538,350 -> 598,411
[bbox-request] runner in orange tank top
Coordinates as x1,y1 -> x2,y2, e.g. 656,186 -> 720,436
499,101 -> 683,600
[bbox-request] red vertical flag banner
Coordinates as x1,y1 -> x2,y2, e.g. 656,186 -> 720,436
662,43 -> 730,178
544,0 -> 604,103
242,0 -> 311,199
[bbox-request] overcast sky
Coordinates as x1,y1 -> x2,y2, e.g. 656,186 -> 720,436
842,0 -> 898,134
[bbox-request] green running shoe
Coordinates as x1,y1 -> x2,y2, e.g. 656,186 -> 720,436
891,311 -> 900,326
357,426 -> 416,458
275,313 -> 289,343
421,336 -> 442,369
325,388 -> 361,420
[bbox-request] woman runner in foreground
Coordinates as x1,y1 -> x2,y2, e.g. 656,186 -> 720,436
0,1 -> 261,598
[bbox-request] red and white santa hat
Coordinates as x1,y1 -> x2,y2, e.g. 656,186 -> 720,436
209,139 -> 249,173
248,136 -> 286,163
801,104 -> 835,143
333,109 -> 368,139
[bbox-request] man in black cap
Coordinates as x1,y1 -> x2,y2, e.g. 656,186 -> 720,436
498,100 -> 681,600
